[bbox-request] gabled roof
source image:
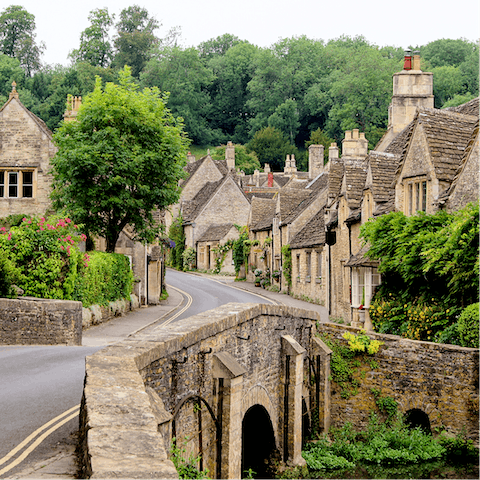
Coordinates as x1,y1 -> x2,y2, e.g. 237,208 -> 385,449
0,94 -> 53,140
180,154 -> 226,189
383,121 -> 415,156
395,107 -> 477,183
341,165 -> 367,210
365,151 -> 401,204
278,189 -> 312,225
437,120 -> 479,205
196,224 -> 234,243
327,159 -> 344,202
249,197 -> 277,232
182,178 -> 224,223
290,208 -> 326,249
244,191 -> 277,202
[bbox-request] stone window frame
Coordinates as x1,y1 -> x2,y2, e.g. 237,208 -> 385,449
351,266 -> 381,308
315,249 -> 322,284
405,177 -> 427,215
296,253 -> 301,282
0,168 -> 36,199
305,250 -> 312,283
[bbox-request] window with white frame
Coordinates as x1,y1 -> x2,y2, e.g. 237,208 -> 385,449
0,170 -> 35,198
351,266 -> 381,308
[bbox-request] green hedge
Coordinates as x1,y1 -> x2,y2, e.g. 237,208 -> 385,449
73,251 -> 134,307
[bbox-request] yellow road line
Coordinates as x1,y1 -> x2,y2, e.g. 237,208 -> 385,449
160,284 -> 193,328
0,406 -> 79,476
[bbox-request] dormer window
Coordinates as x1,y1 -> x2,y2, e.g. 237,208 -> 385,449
0,169 -> 35,199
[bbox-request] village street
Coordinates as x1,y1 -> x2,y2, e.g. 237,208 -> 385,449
1,270 -> 327,478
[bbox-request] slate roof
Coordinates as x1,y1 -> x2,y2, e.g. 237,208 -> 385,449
196,224 -> 233,243
279,189 -> 312,224
244,191 -> 277,202
443,97 -> 479,117
383,121 -> 415,156
327,160 -> 344,202
249,197 -> 277,232
366,151 -> 401,204
290,208 -> 326,249
182,178 -> 223,222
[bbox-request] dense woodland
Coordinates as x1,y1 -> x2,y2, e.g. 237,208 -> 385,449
0,5 -> 478,170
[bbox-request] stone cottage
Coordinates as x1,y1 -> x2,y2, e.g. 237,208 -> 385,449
0,82 -> 56,218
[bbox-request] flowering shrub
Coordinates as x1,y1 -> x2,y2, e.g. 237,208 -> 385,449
0,216 -> 133,306
343,331 -> 384,355
0,216 -> 88,300
369,295 -> 461,343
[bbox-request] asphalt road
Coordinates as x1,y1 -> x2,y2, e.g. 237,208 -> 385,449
0,270 -> 274,476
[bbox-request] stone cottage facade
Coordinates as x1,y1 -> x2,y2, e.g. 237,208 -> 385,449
0,83 -> 56,218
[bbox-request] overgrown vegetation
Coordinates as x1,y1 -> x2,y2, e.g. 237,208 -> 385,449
232,225 -> 250,277
362,202 -> 479,345
0,216 -> 133,306
319,331 -> 382,399
170,437 -> 209,479
168,214 -> 186,270
281,244 -> 292,288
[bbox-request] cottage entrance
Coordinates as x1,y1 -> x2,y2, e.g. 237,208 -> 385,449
241,405 -> 276,478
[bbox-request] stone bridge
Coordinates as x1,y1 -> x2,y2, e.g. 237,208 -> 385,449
80,303 -> 478,479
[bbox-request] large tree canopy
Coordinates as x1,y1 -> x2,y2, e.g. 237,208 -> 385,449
51,67 -> 189,252
0,5 -> 44,75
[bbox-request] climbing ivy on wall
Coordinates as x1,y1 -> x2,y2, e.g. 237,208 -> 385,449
281,244 -> 292,288
232,225 -> 250,276
168,214 -> 185,270
211,239 -> 234,274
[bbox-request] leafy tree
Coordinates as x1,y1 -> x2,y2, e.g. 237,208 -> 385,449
51,67 -> 189,252
431,65 -> 465,108
305,128 -> 335,163
141,45 -> 215,145
113,5 -> 159,77
246,126 -> 296,171
0,53 -> 24,100
206,41 -> 258,144
70,8 -> 114,68
211,143 -> 261,175
0,5 -> 44,75
198,33 -> 244,61
421,38 -> 477,68
268,98 -> 300,144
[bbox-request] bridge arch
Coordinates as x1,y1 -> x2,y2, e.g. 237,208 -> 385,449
242,404 -> 277,478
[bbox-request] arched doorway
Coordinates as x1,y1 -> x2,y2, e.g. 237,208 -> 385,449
405,408 -> 432,434
242,405 -> 277,478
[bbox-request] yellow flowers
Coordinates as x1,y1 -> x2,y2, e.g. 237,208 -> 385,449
342,331 -> 384,355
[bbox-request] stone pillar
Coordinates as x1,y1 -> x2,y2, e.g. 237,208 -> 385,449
281,335 -> 306,466
311,337 -> 332,433
147,246 -> 163,304
212,352 -> 246,479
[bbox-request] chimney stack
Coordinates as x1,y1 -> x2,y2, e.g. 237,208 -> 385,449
225,141 -> 235,170
308,144 -> 324,179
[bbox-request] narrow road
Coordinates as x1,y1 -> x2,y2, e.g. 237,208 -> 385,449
0,269 -> 274,477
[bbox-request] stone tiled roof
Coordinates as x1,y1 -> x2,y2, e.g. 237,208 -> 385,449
182,178 -> 223,222
437,120 -> 479,204
383,121 -> 415,156
343,165 -> 367,210
327,160 -> 344,202
249,197 -> 277,232
373,198 -> 395,216
344,244 -> 379,267
443,97 -> 479,117
405,107 -> 478,183
366,151 -> 401,204
214,160 -> 229,175
244,191 -> 277,202
196,224 -> 233,243
290,208 -> 326,249
279,189 -> 313,225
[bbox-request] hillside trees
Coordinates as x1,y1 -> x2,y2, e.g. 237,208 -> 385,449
0,5 -> 44,75
51,67 -> 189,252
69,8 -> 115,68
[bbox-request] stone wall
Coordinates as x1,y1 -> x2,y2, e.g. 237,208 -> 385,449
318,322 -> 479,442
0,297 -> 82,346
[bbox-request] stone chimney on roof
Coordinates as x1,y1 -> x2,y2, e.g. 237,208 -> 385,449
284,154 -> 297,175
187,152 -> 196,163
226,141 -> 235,170
389,50 -> 433,134
342,129 -> 368,162
264,163 -> 271,173
64,95 -> 82,122
308,144 -> 324,179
